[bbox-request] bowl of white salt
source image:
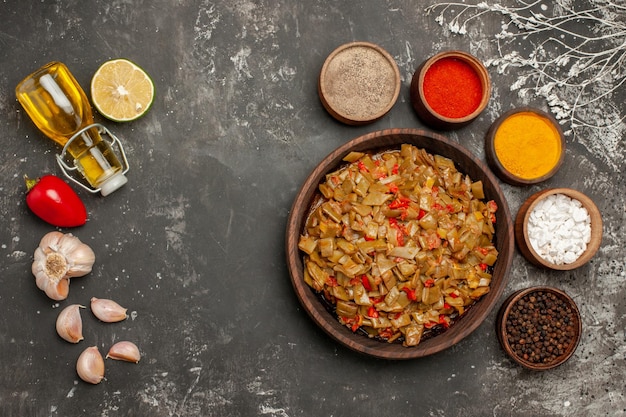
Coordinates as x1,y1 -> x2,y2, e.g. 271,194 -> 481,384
515,188 -> 603,270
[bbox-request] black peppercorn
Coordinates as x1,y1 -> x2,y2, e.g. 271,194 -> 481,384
504,290 -> 578,365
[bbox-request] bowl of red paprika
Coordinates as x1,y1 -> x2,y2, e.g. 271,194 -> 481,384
410,50 -> 491,130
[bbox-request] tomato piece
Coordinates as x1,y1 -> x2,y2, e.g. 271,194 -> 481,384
361,275 -> 372,291
387,183 -> 399,194
25,175 -> 88,227
401,286 -> 417,301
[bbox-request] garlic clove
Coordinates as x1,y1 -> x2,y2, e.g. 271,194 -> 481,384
38,230 -> 64,252
106,341 -> 141,363
36,275 -> 70,301
33,249 -> 70,301
56,304 -> 85,343
90,297 -> 128,323
31,231 -> 95,301
76,346 -> 105,384
64,241 -> 96,278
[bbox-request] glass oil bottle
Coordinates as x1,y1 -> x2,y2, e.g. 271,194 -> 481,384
16,61 -> 129,196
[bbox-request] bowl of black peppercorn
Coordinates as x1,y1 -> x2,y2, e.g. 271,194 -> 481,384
496,286 -> 582,370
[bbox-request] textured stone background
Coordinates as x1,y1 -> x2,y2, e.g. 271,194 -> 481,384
0,1 -> 624,416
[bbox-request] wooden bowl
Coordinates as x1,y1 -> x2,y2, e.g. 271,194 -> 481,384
485,108 -> 565,186
319,42 -> 401,125
410,51 -> 491,130
285,128 -> 515,359
496,286 -> 582,370
515,188 -> 603,270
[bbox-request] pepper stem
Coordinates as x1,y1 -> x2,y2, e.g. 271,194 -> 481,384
24,175 -> 39,193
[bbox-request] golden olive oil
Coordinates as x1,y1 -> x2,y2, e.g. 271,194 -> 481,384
16,62 -> 126,192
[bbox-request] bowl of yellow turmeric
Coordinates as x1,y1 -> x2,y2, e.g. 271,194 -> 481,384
485,107 -> 565,186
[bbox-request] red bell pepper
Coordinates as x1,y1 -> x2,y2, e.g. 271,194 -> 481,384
361,275 -> 372,291
387,183 -> 399,194
402,286 -> 417,301
24,175 -> 87,227
388,197 -> 411,210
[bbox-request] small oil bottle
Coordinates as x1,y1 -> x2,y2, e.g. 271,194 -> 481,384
16,62 -> 129,196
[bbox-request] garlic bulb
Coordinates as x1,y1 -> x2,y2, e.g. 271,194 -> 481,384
56,304 -> 84,343
76,346 -> 105,384
107,341 -> 141,363
90,297 -> 127,322
31,231 -> 95,300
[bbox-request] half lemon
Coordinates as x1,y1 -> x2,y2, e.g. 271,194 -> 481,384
91,58 -> 155,122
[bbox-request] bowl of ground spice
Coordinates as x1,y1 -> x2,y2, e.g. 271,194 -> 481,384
515,188 -> 603,270
318,41 -> 401,125
485,107 -> 565,186
410,50 -> 491,130
496,286 -> 582,370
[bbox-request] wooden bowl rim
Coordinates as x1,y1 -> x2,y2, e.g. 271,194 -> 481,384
318,41 -> 401,125
285,128 -> 515,359
415,50 -> 491,124
515,187 -> 603,270
485,107 -> 565,186
496,286 -> 582,370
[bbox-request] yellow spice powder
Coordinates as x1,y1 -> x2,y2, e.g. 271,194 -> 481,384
494,112 -> 562,179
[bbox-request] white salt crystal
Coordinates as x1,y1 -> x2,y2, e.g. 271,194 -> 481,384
572,206 -> 588,222
527,193 -> 592,264
563,251 -> 577,264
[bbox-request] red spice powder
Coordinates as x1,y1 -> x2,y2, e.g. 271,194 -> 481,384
423,57 -> 483,119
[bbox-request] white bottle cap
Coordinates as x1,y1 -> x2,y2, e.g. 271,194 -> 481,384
99,172 -> 128,196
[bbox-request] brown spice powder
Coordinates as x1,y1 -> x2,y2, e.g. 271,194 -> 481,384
323,45 -> 398,120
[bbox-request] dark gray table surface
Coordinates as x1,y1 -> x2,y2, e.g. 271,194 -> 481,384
1,1 -> 624,416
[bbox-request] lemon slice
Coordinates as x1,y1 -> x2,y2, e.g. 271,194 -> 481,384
91,59 -> 154,122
